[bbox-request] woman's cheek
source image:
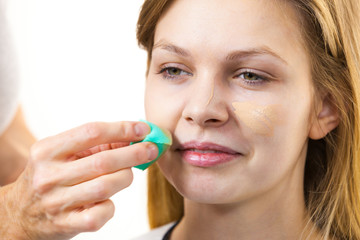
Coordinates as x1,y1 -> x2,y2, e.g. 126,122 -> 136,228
232,101 -> 281,137
144,81 -> 180,128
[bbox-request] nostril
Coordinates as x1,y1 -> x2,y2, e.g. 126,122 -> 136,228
206,119 -> 220,123
183,106 -> 228,127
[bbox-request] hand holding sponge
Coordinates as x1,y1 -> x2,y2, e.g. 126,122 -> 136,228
131,120 -> 172,170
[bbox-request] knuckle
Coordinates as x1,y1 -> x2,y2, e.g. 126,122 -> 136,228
122,170 -> 134,188
29,142 -> 45,161
118,121 -> 132,139
32,163 -> 61,194
42,198 -> 59,215
83,122 -> 103,141
82,201 -> 114,232
32,170 -> 53,195
92,182 -> 109,200
32,177 -> 45,194
83,214 -> 102,232
92,154 -> 109,174
133,144 -> 148,163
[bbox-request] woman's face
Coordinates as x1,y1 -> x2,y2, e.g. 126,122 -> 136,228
145,0 -> 314,204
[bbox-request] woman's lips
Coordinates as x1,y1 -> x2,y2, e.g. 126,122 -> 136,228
177,141 -> 242,167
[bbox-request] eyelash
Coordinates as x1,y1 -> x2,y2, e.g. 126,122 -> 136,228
235,69 -> 269,86
157,65 -> 270,86
158,66 -> 192,80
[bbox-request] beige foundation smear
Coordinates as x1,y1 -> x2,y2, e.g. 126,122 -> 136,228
232,101 -> 279,136
206,81 -> 215,106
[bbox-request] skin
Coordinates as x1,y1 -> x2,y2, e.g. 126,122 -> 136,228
145,0 -> 338,239
0,0 -> 340,238
232,102 -> 280,137
0,107 -> 35,186
0,2 -> 162,237
0,120 -> 158,239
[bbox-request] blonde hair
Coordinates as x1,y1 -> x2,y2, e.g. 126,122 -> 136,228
137,0 -> 360,238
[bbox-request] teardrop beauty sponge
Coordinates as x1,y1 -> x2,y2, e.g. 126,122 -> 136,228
131,120 -> 172,170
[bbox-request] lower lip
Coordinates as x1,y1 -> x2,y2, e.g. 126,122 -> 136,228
179,150 -> 239,167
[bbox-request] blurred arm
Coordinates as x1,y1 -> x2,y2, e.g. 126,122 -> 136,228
0,106 -> 36,186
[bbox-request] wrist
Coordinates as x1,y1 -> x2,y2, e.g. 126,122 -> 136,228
0,183 -> 32,240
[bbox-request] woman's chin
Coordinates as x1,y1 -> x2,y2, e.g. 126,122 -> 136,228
158,153 -> 250,204
177,187 -> 225,204
169,173 -> 237,204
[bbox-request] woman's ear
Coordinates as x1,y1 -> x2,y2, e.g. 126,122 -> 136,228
309,94 -> 340,140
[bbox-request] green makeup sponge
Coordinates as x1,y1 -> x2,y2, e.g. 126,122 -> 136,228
131,120 -> 172,170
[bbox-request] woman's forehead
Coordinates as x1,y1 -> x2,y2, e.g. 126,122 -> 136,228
154,0 -> 306,65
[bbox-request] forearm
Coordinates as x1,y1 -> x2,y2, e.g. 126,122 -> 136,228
0,106 -> 36,185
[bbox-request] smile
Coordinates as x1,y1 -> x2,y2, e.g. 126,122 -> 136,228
177,141 -> 242,167
186,149 -> 225,154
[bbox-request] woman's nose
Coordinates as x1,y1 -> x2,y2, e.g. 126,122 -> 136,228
182,80 -> 229,128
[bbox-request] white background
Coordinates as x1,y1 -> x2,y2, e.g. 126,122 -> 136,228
7,1 -> 150,239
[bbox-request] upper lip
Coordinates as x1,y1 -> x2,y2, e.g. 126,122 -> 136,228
177,141 -> 240,155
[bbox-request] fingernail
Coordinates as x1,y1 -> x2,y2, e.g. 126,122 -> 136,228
147,143 -> 158,161
134,122 -> 150,137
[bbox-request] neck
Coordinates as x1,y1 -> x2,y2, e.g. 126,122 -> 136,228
0,107 -> 36,185
172,166 -> 321,240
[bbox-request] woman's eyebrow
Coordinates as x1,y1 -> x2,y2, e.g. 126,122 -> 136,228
226,47 -> 288,65
153,40 -> 191,58
153,40 -> 287,65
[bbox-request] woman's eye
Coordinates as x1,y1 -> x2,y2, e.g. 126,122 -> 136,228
167,67 -> 183,76
159,66 -> 191,80
240,72 -> 261,81
236,70 -> 268,86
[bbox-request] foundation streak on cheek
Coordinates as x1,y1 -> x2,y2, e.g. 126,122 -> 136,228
232,102 -> 279,137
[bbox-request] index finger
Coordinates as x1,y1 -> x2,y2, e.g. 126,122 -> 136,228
43,121 -> 150,158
